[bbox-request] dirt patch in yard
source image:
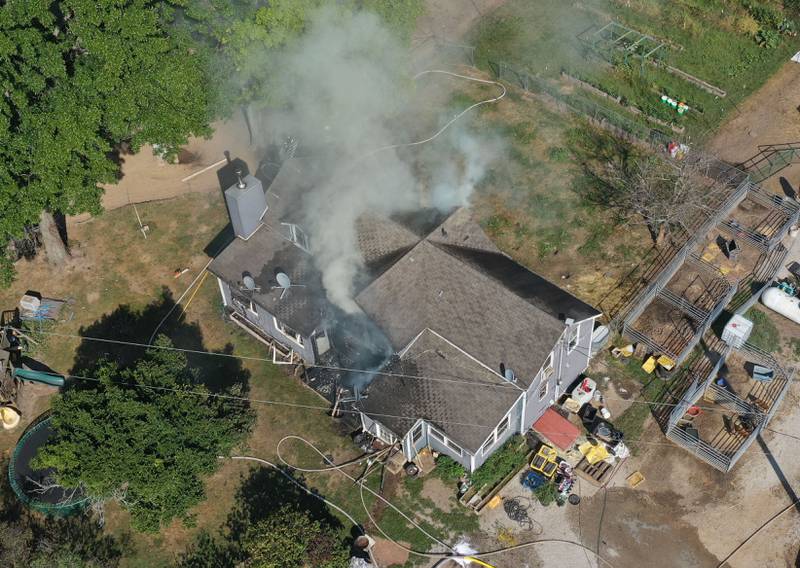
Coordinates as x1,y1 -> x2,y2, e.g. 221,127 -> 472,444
419,476 -> 456,512
579,487 -> 720,568
372,538 -> 412,567
709,62 -> 800,166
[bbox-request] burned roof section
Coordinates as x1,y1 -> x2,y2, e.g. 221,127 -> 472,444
357,329 -> 522,451
208,223 -> 327,337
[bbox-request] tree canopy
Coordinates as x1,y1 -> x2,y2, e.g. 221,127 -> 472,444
34,336 -> 253,532
241,505 -> 350,568
179,0 -> 423,108
0,0 -> 212,279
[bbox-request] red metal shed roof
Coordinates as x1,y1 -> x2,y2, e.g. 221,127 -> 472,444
533,408 -> 580,450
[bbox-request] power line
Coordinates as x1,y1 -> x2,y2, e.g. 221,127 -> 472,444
10,366 -> 800,453
16,327 -> 793,420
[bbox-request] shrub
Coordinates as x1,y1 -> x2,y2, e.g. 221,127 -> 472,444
756,28 -> 781,48
470,435 -> 527,489
746,2 -> 785,29
533,481 -> 558,506
434,456 -> 466,483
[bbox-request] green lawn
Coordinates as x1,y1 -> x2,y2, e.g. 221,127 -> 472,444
471,0 -> 797,141
745,306 -> 781,353
448,78 -> 651,309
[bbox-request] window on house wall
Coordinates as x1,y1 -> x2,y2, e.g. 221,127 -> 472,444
568,325 -> 580,353
542,353 -> 554,377
497,415 -> 510,437
375,423 -> 395,444
273,317 -> 304,347
429,428 -> 445,443
446,439 -> 463,456
538,380 -> 548,400
411,424 -> 423,444
482,435 -> 495,456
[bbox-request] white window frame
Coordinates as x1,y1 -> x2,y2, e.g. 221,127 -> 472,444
481,435 -> 494,456
538,379 -> 549,401
273,317 -> 304,347
429,427 -> 445,443
568,325 -> 580,353
482,413 -> 512,456
247,299 -> 258,316
542,352 -> 555,377
375,423 -> 395,444
411,424 -> 423,444
446,438 -> 463,456
497,415 -> 510,437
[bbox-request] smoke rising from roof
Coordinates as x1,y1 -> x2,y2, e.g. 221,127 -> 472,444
253,7 -> 502,313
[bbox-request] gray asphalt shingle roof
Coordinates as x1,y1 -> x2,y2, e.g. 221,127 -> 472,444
208,223 -> 326,336
358,329 -> 522,452
355,231 -> 598,390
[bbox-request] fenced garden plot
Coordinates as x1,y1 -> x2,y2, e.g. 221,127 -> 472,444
740,143 -> 800,183
470,0 -> 798,140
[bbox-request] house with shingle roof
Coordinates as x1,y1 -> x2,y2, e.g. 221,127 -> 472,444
209,159 -> 601,472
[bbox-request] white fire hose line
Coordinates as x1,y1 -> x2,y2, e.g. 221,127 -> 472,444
359,69 -> 506,161
276,435 -> 453,555
274,436 -> 617,568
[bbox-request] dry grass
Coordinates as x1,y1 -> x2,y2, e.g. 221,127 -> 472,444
0,191 -> 372,566
447,78 -> 652,309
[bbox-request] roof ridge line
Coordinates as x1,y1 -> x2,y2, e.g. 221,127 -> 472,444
428,240 -> 564,324
424,328 -> 524,391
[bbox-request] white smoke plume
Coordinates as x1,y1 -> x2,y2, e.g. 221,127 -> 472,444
253,7 -> 501,312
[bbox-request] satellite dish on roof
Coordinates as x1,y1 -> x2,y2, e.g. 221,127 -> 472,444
241,272 -> 260,293
272,271 -> 305,300
504,368 -> 517,383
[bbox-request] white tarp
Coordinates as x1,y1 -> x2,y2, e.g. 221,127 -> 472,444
792,51 -> 800,63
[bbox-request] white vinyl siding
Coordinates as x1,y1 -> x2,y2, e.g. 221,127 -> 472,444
568,325 -> 579,353
542,352 -> 555,377
480,413 -> 512,456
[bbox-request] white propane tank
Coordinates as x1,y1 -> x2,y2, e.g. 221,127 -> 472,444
761,286 -> 800,324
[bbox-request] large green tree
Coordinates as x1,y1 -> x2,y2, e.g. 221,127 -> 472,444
0,0 -> 212,281
34,336 -> 253,532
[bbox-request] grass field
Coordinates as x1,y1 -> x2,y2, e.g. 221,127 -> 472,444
471,0 -> 797,141
447,79 -> 652,309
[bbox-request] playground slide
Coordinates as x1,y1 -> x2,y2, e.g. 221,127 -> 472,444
12,368 -> 65,387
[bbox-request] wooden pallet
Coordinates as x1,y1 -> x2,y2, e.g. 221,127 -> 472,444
575,456 -> 625,486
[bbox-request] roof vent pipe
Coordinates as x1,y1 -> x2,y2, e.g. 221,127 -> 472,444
235,168 -> 246,189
